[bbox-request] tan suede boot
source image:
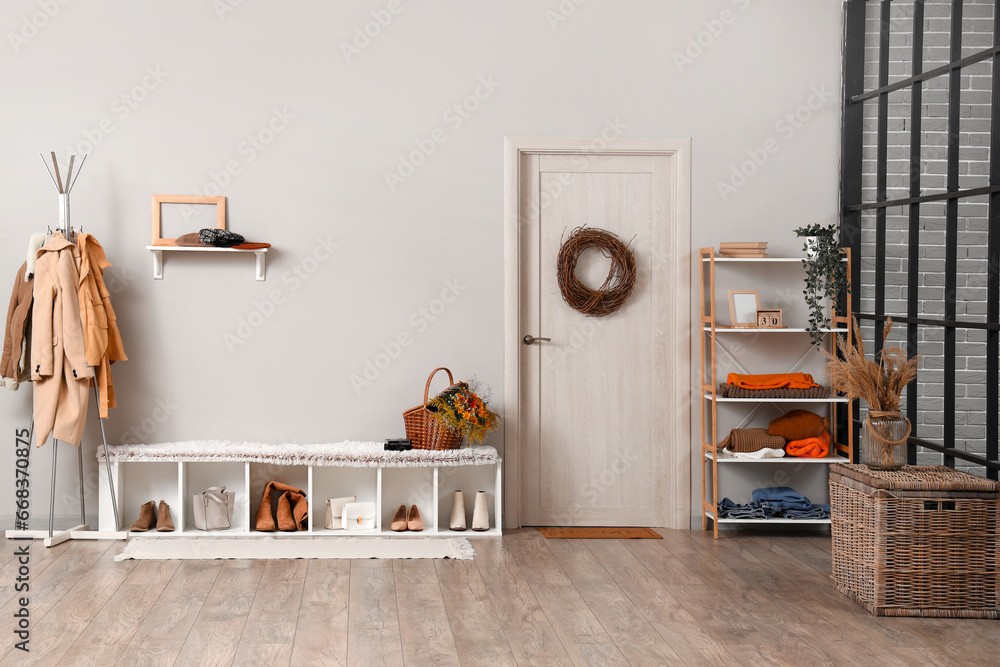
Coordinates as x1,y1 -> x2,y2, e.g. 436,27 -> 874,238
276,492 -> 296,531
290,491 -> 308,530
255,481 -> 308,532
129,501 -> 156,532
255,483 -> 276,531
156,500 -> 174,532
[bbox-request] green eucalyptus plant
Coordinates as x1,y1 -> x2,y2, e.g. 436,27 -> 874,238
795,223 -> 850,348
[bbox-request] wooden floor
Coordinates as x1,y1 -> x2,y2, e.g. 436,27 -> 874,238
0,528 -> 996,666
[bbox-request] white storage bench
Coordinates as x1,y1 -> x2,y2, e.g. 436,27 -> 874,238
98,441 -> 502,537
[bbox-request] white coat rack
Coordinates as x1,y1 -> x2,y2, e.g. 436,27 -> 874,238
5,153 -> 127,547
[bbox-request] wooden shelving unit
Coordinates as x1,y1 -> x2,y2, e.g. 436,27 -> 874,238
699,248 -> 854,538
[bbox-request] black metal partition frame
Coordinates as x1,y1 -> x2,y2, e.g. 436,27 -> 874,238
841,0 -> 1000,478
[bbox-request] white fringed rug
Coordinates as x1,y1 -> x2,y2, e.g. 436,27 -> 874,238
115,537 -> 475,561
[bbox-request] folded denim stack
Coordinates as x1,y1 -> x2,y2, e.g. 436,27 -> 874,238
781,504 -> 831,520
717,497 -> 768,520
752,486 -> 830,520
717,487 -> 831,521
752,486 -> 811,512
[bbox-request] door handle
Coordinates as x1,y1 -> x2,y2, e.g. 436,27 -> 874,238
523,335 -> 551,345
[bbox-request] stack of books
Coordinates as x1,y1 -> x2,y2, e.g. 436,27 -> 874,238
719,242 -> 768,258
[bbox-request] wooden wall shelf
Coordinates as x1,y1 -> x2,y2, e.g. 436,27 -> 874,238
147,245 -> 268,281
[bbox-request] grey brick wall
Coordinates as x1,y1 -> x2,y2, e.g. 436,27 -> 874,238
860,0 -> 992,475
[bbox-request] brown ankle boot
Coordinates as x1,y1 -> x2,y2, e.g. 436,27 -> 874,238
129,501 -> 156,532
156,500 -> 174,532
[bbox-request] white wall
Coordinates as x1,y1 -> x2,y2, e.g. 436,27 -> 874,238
0,0 -> 843,526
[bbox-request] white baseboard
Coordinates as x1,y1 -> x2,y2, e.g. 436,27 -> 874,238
0,514 -> 100,533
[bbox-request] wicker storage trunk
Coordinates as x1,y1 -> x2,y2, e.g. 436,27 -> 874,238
829,464 -> 1000,618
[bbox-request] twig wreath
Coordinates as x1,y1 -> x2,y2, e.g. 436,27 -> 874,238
556,226 -> 637,317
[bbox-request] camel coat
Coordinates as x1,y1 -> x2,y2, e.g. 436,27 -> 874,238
1,262 -> 33,390
77,234 -> 126,418
31,233 -> 94,447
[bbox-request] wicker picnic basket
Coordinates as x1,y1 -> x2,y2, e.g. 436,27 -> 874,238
403,367 -> 464,450
830,464 -> 1000,618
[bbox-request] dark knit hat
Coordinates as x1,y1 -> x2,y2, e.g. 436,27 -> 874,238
199,228 -> 245,248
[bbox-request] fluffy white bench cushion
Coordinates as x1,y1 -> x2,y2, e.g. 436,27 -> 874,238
97,440 -> 500,468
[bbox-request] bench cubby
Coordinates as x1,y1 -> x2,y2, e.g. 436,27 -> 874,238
98,442 -> 501,537
249,462 -> 309,534
437,464 -> 498,531
182,461 -> 250,534
119,462 -> 181,531
311,465 -> 379,532
381,467 -> 435,535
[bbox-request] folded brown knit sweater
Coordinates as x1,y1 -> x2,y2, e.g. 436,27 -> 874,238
717,384 -> 831,399
718,428 -> 787,453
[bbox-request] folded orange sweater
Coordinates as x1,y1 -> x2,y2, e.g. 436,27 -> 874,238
726,373 -> 819,390
785,432 -> 831,458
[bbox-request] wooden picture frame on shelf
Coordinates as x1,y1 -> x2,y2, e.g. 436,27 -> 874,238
728,290 -> 760,327
151,195 -> 226,246
756,308 -> 784,328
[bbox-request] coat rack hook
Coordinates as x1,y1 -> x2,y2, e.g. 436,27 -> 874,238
63,155 -> 76,194
39,153 -> 59,191
67,154 -> 87,193
50,151 -> 64,194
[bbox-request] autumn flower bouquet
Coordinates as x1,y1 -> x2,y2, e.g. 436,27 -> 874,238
428,379 -> 501,445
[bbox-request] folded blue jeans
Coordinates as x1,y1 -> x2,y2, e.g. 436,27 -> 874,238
752,486 -> 812,511
782,504 -> 830,520
717,498 -> 767,520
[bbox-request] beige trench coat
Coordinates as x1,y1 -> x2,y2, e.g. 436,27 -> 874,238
31,233 -> 94,447
77,234 -> 126,418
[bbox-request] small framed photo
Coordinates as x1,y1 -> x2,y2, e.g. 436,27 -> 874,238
151,194 -> 226,246
756,308 -> 784,328
728,290 -> 760,326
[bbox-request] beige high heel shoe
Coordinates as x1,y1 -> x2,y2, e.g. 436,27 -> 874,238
390,504 -> 408,531
407,505 -> 423,531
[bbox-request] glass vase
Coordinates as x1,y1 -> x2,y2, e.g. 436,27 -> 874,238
861,410 -> 909,470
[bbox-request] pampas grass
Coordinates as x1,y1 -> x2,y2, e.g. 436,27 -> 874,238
825,317 -> 920,411
826,317 -> 919,468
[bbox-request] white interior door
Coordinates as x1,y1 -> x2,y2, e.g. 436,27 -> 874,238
516,149 -> 681,527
